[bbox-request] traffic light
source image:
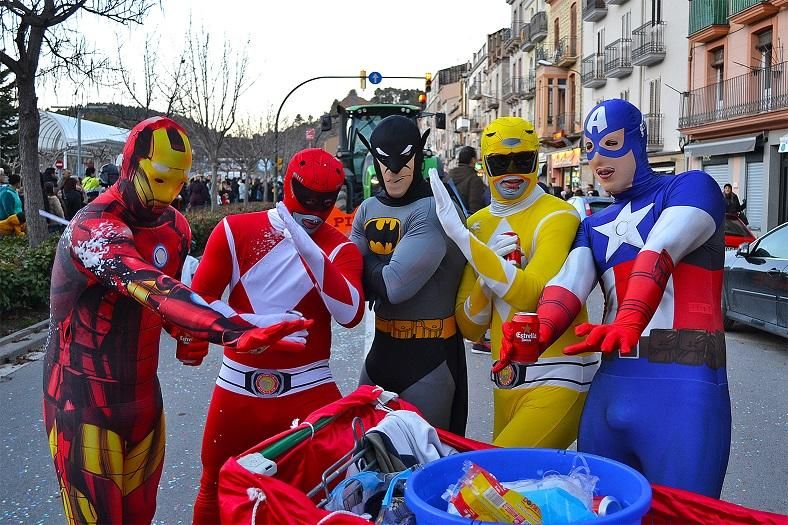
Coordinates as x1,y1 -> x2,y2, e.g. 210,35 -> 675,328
425,72 -> 432,93
360,69 -> 366,90
418,93 -> 427,107
276,157 -> 284,171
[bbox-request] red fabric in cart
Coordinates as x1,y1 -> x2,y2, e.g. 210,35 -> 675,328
219,386 -> 787,525
645,484 -> 787,525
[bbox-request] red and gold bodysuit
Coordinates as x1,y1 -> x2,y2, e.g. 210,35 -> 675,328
42,117 -> 307,524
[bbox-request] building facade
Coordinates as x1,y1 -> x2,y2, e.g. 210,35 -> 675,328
581,0 -> 687,187
680,0 -> 788,231
424,64 -> 467,168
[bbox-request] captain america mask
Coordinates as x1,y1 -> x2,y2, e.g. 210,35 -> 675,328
584,99 -> 650,196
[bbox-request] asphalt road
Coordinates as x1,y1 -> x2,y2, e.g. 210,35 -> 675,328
0,289 -> 785,523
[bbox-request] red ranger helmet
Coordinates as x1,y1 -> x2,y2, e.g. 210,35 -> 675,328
283,148 -> 345,231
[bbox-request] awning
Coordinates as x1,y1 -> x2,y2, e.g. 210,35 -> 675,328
683,135 -> 757,157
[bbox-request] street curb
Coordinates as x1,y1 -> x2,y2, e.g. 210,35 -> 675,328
0,319 -> 50,364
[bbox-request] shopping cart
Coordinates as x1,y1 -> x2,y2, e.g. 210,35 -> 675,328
217,386 -> 785,525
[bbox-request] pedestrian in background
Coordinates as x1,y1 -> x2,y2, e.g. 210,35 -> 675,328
82,166 -> 102,202
0,173 -> 23,221
722,183 -> 746,223
448,146 -> 486,215
61,177 -> 84,220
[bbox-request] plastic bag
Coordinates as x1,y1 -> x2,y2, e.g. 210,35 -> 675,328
443,461 -> 542,524
502,455 -> 598,524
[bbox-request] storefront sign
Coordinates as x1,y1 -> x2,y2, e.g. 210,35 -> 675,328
550,148 -> 580,168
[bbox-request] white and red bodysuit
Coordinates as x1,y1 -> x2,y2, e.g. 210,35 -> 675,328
190,150 -> 364,524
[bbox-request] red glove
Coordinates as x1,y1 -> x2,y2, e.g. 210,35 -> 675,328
226,318 -> 314,354
491,320 -> 550,374
563,249 -> 674,356
563,322 -> 639,355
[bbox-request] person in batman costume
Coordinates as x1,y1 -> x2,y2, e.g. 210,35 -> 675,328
350,115 -> 468,434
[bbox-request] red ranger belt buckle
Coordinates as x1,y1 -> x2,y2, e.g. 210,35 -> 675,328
247,370 -> 287,398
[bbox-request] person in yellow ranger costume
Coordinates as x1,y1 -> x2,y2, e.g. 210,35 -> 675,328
428,116 -> 599,447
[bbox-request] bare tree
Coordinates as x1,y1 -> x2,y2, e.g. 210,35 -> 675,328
117,35 -> 187,118
180,25 -> 249,210
0,0 -> 153,246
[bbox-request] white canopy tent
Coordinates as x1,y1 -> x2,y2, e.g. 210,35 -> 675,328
38,111 -> 130,171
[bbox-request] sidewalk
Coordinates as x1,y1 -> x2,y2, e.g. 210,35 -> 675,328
0,319 -> 49,363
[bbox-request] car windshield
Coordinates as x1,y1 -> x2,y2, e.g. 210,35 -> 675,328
724,217 -> 752,237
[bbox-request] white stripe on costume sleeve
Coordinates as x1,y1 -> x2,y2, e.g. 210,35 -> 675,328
547,246 -> 597,304
642,206 -> 717,262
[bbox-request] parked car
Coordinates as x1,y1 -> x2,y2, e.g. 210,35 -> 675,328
722,222 -> 788,338
724,213 -> 756,250
567,196 -> 614,219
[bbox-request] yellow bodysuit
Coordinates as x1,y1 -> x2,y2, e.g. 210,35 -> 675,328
428,116 -> 598,448
455,188 -> 598,447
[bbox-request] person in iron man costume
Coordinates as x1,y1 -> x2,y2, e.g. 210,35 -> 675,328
42,116 -> 310,525
503,99 -> 731,497
185,148 -> 365,524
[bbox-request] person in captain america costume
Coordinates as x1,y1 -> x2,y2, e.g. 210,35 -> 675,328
42,117 -> 310,525
186,148 -> 365,524
502,99 -> 731,497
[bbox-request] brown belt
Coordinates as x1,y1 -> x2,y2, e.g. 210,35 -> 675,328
375,316 -> 457,340
603,329 -> 726,369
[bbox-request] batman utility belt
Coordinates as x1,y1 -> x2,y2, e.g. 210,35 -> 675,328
491,355 -> 600,393
217,356 -> 333,399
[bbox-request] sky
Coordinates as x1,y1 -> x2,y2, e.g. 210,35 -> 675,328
34,0 -> 511,125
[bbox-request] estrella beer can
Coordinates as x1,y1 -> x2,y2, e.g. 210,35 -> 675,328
502,231 -> 523,267
510,312 -> 540,364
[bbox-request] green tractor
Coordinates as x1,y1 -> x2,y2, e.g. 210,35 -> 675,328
320,104 -> 446,214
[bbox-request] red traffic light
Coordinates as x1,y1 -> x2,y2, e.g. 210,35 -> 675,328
418,93 -> 427,105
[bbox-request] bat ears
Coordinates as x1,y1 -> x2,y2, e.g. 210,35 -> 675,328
357,132 -> 372,154
420,128 -> 431,148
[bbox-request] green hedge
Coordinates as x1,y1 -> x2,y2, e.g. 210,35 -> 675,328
186,202 -> 272,255
0,202 -> 273,315
0,234 -> 60,314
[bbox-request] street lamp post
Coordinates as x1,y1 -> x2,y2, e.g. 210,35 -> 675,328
272,74 -> 428,202
53,104 -> 107,176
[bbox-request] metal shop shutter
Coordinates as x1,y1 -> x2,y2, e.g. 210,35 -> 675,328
703,163 -> 731,189
745,161 -> 764,231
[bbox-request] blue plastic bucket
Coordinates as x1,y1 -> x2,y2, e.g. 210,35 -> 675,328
405,448 -> 651,525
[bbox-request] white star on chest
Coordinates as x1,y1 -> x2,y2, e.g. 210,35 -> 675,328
593,202 -> 654,261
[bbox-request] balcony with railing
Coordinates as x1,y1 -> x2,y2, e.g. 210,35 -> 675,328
502,77 -> 524,102
729,0 -> 779,25
521,22 -> 535,51
505,20 -> 525,53
469,81 -> 483,100
644,113 -> 664,151
554,36 -> 579,68
605,0 -> 628,5
632,21 -> 666,66
470,118 -> 484,133
688,0 -> 728,43
679,62 -> 788,128
530,11 -> 548,42
523,73 -> 536,99
485,95 -> 501,111
583,0 -> 607,22
581,54 -> 607,88
604,39 -> 633,78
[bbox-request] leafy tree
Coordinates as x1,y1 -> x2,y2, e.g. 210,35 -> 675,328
370,87 -> 421,105
0,64 -> 18,166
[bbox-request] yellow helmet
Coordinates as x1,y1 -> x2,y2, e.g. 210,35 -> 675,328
480,117 -> 540,204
